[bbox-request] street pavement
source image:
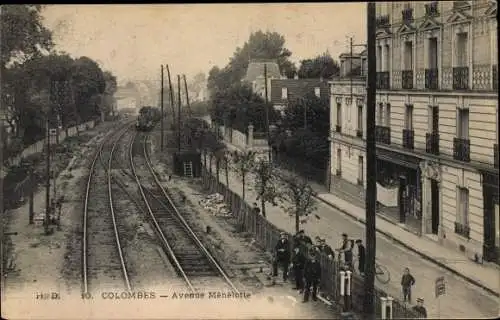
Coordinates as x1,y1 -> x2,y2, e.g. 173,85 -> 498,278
207,161 -> 500,319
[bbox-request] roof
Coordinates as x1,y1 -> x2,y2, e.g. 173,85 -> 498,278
270,78 -> 330,105
244,61 -> 281,83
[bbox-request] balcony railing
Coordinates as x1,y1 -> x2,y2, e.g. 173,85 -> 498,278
493,65 -> 498,91
426,132 -> 440,155
403,129 -> 414,150
425,2 -> 439,17
336,125 -> 342,133
453,67 -> 469,90
375,125 -> 391,145
425,68 -> 439,90
453,1 -> 471,9
356,129 -> 363,138
376,15 -> 390,28
402,8 -> 414,23
454,222 -> 470,239
495,144 -> 498,168
376,72 -> 390,89
453,137 -> 471,162
402,70 -> 414,89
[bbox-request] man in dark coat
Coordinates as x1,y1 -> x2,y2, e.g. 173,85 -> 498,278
315,238 -> 334,260
303,252 -> 321,302
273,232 -> 291,282
293,229 -> 312,250
355,239 -> 365,275
291,246 -> 306,291
412,298 -> 427,318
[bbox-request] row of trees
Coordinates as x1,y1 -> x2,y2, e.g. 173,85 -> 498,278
1,5 -> 118,159
185,118 -> 316,232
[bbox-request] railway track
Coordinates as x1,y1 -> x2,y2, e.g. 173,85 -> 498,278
129,132 -> 239,292
82,122 -> 133,295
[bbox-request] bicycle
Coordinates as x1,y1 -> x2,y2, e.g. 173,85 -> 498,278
352,258 -> 391,284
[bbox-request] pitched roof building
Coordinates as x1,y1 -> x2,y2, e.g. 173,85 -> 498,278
243,59 -> 281,83
270,78 -> 330,112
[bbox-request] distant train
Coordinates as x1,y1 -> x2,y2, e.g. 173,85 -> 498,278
136,106 -> 161,131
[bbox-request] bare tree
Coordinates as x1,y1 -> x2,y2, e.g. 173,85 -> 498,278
280,174 -> 317,233
252,158 -> 280,218
231,149 -> 256,201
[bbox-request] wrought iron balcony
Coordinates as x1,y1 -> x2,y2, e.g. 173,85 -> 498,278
425,68 -> 439,90
375,125 -> 391,145
402,8 -> 414,23
453,1 -> 471,9
402,129 -> 414,150
402,70 -> 414,89
426,132 -> 440,155
376,72 -> 390,89
356,129 -> 363,138
425,2 -> 439,17
493,65 -> 498,91
376,15 -> 390,28
453,67 -> 469,90
454,222 -> 470,239
453,137 -> 470,162
495,144 -> 498,168
336,125 -> 342,133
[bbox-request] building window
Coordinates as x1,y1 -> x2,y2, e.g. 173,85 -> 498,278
358,156 -> 364,185
336,148 -> 342,176
281,87 -> 288,99
428,105 -> 439,133
384,44 -> 390,72
457,108 -> 469,139
314,87 -> 320,98
405,104 -> 414,130
357,105 -> 363,133
455,32 -> 468,67
455,187 -> 470,238
428,37 -> 438,69
385,103 -> 391,127
336,103 -> 342,128
404,41 -> 414,70
377,103 -> 384,125
377,46 -> 382,71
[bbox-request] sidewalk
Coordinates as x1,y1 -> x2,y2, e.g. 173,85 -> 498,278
207,152 -> 500,318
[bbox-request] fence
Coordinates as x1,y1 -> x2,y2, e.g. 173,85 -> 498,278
201,166 -> 419,319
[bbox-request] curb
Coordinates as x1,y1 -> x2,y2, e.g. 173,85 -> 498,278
314,196 -> 500,298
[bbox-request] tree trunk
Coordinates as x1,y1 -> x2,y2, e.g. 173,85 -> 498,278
295,209 -> 300,233
209,154 -> 213,175
242,173 -> 246,201
216,159 -> 220,182
225,159 -> 229,188
261,197 -> 266,218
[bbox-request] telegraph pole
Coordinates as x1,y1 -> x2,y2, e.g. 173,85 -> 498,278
45,112 -> 51,235
177,75 -> 182,152
182,75 -> 192,117
166,65 -> 176,121
160,65 -> 164,151
263,63 -> 272,163
364,2 -> 377,318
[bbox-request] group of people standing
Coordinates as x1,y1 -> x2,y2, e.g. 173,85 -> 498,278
272,230 -> 364,303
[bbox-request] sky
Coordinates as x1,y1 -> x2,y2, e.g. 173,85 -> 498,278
42,3 -> 366,85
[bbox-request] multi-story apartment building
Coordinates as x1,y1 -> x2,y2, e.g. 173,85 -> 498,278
330,51 -> 369,188
370,1 -> 498,263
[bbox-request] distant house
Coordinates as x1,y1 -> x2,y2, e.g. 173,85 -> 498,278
243,59 -> 282,101
270,78 -> 330,114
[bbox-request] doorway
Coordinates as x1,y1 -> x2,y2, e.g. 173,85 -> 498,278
431,179 -> 439,234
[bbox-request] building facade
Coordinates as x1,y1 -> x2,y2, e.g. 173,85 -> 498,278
270,78 -> 330,114
329,52 -> 368,189
331,1 -> 498,264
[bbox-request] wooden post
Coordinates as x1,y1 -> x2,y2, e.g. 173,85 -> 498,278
29,170 -> 34,225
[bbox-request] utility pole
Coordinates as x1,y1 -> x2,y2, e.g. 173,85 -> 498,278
160,65 -> 164,151
263,63 -> 272,163
44,112 -> 51,235
364,2 -> 377,318
177,75 -> 181,152
303,97 -> 307,129
182,75 -> 192,118
166,65 -> 176,121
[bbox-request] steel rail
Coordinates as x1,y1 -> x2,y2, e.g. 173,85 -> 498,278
142,135 -> 239,293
